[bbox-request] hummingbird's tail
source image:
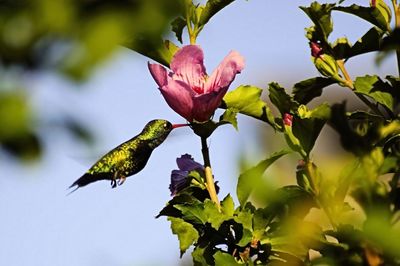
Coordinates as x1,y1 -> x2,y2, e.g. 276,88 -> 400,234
68,172 -> 111,194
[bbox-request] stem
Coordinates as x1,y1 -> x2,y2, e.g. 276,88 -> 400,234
337,59 -> 383,115
201,137 -> 220,210
392,0 -> 400,75
337,60 -> 354,89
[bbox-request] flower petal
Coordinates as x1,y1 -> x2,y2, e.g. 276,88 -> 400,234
170,45 -> 207,92
148,62 -> 168,87
159,79 -> 195,121
205,50 -> 245,93
191,91 -> 223,122
177,154 -> 204,171
170,169 -> 189,196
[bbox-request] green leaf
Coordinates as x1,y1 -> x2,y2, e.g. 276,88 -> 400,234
204,200 -> 229,230
219,108 -> 238,130
349,27 -> 384,58
234,208 -> 253,232
221,85 -> 276,127
268,82 -> 298,115
300,2 -> 335,42
175,203 -> 207,225
214,251 -> 242,266
354,75 -> 394,111
293,103 -> 331,154
221,194 -> 235,216
332,37 -> 352,59
293,77 -> 336,104
168,217 -> 199,257
198,0 -> 235,27
237,150 -> 291,206
192,246 -> 209,266
171,17 -> 186,44
334,4 -> 390,32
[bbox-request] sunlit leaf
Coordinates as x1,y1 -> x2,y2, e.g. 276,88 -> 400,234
169,217 -> 199,257
222,85 -> 276,128
354,75 -> 394,111
214,251 -> 241,266
334,4 -> 390,32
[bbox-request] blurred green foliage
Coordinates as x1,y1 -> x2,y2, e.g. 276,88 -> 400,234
0,0 -> 183,160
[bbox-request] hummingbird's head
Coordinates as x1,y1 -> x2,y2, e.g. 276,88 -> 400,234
141,119 -> 188,148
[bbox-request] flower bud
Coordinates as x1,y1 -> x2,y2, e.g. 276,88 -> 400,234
309,42 -> 341,81
310,41 -> 323,58
283,113 -> 293,127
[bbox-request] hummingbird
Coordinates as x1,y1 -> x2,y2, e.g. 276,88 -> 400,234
69,119 -> 187,192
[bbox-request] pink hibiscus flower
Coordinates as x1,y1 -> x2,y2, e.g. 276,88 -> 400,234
148,45 -> 245,122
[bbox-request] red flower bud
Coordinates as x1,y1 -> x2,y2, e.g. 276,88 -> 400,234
283,113 -> 293,127
310,42 -> 323,58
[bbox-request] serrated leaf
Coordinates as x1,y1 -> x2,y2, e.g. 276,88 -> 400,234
234,208 -> 253,232
221,194 -> 235,216
237,150 -> 291,206
214,251 -> 242,266
198,0 -> 235,27
354,75 -> 394,111
268,82 -> 298,115
293,104 -> 330,154
222,85 -> 276,127
171,16 -> 186,43
335,5 -> 390,32
175,203 -> 207,225
204,200 -> 228,230
300,2 -> 335,41
293,77 -> 336,104
169,217 -> 199,257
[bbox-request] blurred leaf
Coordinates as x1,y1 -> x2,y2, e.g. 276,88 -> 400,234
364,214 -> 400,258
330,103 -> 381,155
237,150 -> 291,206
268,82 -> 298,115
354,75 -> 394,111
334,4 -> 390,32
2,131 -> 41,160
0,91 -> 29,140
221,85 -> 276,128
169,217 -> 199,257
293,77 -> 336,104
214,251 -> 241,266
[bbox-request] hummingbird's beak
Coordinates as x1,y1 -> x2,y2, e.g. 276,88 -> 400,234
172,123 -> 188,129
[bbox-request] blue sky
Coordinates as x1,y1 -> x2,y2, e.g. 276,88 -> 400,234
0,1 -> 397,265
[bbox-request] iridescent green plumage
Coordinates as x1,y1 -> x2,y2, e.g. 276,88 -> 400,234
69,119 -> 175,190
